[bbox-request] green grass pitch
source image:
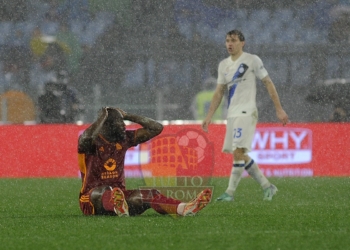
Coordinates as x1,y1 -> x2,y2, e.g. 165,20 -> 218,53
0,177 -> 349,250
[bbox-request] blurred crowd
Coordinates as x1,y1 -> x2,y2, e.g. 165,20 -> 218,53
0,0 -> 349,124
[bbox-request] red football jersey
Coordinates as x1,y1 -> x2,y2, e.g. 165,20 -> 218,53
78,131 -> 138,196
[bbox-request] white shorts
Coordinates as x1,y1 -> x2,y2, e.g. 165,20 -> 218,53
222,114 -> 258,154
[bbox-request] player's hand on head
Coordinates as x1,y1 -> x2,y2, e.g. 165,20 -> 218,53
103,107 -> 126,118
114,107 -> 127,118
108,107 -> 126,118
99,106 -> 109,117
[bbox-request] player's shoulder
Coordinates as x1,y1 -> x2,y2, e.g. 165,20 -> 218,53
241,53 -> 263,67
242,52 -> 260,60
78,135 -> 95,154
248,52 -> 263,62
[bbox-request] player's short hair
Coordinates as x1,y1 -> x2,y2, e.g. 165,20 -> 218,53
226,30 -> 245,41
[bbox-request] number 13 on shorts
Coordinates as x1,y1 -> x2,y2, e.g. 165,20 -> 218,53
233,128 -> 242,138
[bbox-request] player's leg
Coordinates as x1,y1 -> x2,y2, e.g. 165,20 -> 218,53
89,185 -> 129,216
217,116 -> 251,201
181,188 -> 212,216
244,159 -> 277,201
129,189 -> 212,216
141,189 -> 181,215
90,188 -> 167,217
217,157 -> 244,201
111,189 -> 180,216
232,114 -> 277,201
232,114 -> 278,201
88,187 -> 211,217
227,148 -> 251,197
123,189 -> 153,216
217,117 -> 235,201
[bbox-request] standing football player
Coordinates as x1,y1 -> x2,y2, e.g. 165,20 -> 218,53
78,107 -> 212,216
202,30 -> 289,201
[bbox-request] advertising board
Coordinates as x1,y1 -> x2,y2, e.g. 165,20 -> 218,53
0,123 -> 349,177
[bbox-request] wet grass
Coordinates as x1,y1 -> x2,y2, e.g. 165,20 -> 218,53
0,177 -> 349,250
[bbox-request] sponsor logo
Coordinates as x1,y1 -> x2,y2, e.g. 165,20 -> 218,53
249,127 -> 312,165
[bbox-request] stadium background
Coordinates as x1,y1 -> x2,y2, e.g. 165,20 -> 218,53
0,0 -> 349,123
0,0 -> 349,178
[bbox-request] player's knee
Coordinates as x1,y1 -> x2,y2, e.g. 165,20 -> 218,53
126,189 -> 161,216
89,185 -> 111,215
233,148 -> 245,160
234,148 -> 251,162
127,190 -> 143,206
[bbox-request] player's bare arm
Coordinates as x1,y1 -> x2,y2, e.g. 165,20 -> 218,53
262,76 -> 289,125
123,112 -> 163,143
78,107 -> 108,151
202,84 -> 225,132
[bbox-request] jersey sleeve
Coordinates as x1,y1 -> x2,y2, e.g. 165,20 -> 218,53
252,55 -> 268,80
217,60 -> 226,85
126,130 -> 139,148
